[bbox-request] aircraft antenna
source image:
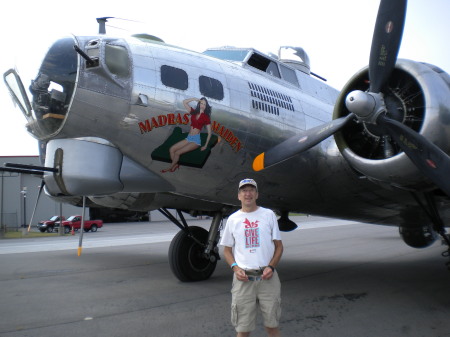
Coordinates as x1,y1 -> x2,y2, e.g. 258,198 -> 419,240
96,17 -> 144,35
96,17 -> 113,34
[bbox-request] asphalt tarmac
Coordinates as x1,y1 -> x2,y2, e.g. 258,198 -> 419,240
0,216 -> 449,337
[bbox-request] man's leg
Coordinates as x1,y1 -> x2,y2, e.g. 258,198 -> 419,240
237,332 -> 251,337
258,272 -> 282,336
264,326 -> 281,337
231,275 -> 257,335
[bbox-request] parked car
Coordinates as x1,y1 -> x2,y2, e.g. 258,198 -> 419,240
54,215 -> 103,234
37,215 -> 65,233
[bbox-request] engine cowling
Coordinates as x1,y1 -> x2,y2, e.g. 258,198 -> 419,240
334,59 -> 450,191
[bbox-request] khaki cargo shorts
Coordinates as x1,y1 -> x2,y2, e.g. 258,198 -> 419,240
230,270 -> 281,333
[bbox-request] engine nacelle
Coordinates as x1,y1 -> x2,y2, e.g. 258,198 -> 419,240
399,224 -> 437,248
334,59 -> 450,191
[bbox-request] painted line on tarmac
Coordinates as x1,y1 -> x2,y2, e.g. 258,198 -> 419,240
0,219 -> 359,255
0,233 -> 176,254
296,219 -> 359,230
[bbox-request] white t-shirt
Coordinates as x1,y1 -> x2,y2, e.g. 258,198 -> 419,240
220,206 -> 281,270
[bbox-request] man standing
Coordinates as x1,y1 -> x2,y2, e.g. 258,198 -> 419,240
220,178 -> 284,337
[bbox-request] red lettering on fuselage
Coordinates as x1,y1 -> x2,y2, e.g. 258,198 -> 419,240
139,113 -> 189,134
158,115 -> 167,127
138,119 -> 152,134
211,121 -> 243,152
139,114 -> 243,152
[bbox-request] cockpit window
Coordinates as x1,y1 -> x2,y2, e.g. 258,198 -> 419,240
247,53 -> 281,78
105,44 -> 130,77
279,64 -> 299,87
202,49 -> 250,62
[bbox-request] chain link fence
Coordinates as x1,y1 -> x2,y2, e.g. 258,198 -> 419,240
0,212 -> 19,233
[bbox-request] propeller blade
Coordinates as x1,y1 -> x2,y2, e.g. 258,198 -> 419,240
377,114 -> 450,196
369,0 -> 407,93
253,113 -> 355,171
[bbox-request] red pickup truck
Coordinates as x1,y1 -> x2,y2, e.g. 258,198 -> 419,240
37,215 -> 65,233
55,215 -> 103,234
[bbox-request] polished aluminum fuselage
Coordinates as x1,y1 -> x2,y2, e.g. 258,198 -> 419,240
11,35 -> 450,227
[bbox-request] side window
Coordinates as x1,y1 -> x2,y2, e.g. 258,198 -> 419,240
105,45 -> 130,77
199,75 -> 224,100
161,65 -> 188,90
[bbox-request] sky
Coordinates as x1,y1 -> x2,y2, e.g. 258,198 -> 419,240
0,0 -> 449,156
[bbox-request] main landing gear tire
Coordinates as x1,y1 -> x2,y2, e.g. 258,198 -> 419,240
169,226 -> 217,282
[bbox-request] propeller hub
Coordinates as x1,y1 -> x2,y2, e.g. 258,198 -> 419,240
345,90 -> 386,124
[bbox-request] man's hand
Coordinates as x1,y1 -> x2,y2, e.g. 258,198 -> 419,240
262,267 -> 274,280
234,267 -> 249,282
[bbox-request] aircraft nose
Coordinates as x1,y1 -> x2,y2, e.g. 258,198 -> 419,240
27,36 -> 78,138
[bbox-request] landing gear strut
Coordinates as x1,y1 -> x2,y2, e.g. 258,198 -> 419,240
159,208 -> 223,281
413,192 -> 450,270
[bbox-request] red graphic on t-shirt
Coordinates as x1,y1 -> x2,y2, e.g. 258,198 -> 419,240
243,218 -> 260,248
244,218 -> 259,228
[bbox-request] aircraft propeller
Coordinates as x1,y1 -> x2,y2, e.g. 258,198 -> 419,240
253,0 -> 450,196
252,113 -> 355,170
368,0 -> 407,94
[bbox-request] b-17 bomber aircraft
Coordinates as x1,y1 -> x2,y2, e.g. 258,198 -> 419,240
3,0 -> 450,281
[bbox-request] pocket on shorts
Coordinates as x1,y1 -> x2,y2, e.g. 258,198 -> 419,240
274,298 -> 282,322
231,303 -> 238,327
266,297 -> 282,327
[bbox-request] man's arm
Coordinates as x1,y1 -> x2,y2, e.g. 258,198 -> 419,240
269,239 -> 284,267
223,246 -> 235,266
223,246 -> 248,282
262,240 -> 284,280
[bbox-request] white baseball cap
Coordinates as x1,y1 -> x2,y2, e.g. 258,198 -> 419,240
238,178 -> 258,191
